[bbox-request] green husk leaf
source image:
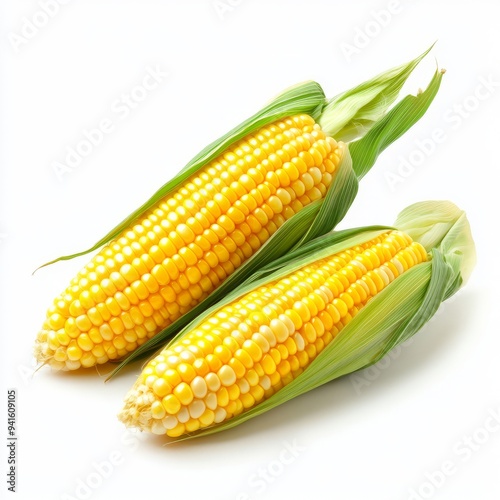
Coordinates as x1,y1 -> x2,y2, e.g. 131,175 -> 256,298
349,68 -> 444,179
369,248 -> 451,361
317,44 -> 434,141
168,200 -> 475,441
394,200 -> 476,287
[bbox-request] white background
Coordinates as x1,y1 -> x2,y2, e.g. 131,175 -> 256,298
1,1 -> 499,499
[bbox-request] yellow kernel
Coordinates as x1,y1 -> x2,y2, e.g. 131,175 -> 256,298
260,354 -> 276,375
284,337 -> 297,356
153,378 -> 172,397
166,422 -> 186,437
77,334 -> 93,352
267,195 -> 283,213
164,369 -> 182,387
75,315 -> 91,332
246,369 -> 259,387
199,409 -> 215,426
217,387 -> 229,407
284,309 -> 303,330
162,394 -> 181,415
177,363 -> 196,383
64,318 -> 79,338
258,325 -> 277,348
227,384 -> 240,401
234,348 -> 254,369
292,301 -> 311,323
250,384 -> 265,401
206,354 -> 223,372
277,359 -> 291,377
214,345 -> 232,364
56,330 -> 71,346
242,339 -> 263,362
192,358 -> 209,376
53,348 -> 67,362
241,393 -> 255,409
80,352 -> 96,367
48,313 -> 65,330
173,382 -> 194,406
228,358 -> 246,379
67,343 -> 83,361
109,317 -> 125,335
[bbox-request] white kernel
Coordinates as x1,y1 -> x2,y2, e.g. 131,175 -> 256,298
251,333 -> 270,353
357,279 -> 370,295
154,362 -> 167,376
177,407 -> 190,423
218,365 -> 236,387
205,392 -> 218,410
380,264 -> 395,282
375,267 -> 390,286
294,333 -> 305,352
270,318 -> 290,343
65,360 -> 81,370
166,355 -> 181,367
237,379 -> 250,394
205,372 -> 221,392
151,421 -> 166,435
278,314 -> 296,335
391,257 -> 404,275
191,376 -> 208,398
189,400 -> 206,419
162,416 -> 179,430
351,259 -> 368,274
231,330 -> 246,345
180,350 -> 196,364
214,407 -> 227,423
259,325 -> 277,347
319,285 -> 334,303
259,375 -> 271,391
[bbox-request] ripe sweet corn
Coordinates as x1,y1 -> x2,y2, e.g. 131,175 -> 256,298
35,116 -> 343,370
119,229 -> 427,437
34,48 -> 442,372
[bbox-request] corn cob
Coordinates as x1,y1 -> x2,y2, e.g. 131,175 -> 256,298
35,116 -> 342,370
119,200 -> 475,440
119,229 -> 427,437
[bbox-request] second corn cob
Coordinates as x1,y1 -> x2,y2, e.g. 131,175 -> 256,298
119,229 -> 427,436
119,200 -> 475,439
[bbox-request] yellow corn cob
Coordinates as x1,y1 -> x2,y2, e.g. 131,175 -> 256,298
35,114 -> 343,370
119,230 -> 427,437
